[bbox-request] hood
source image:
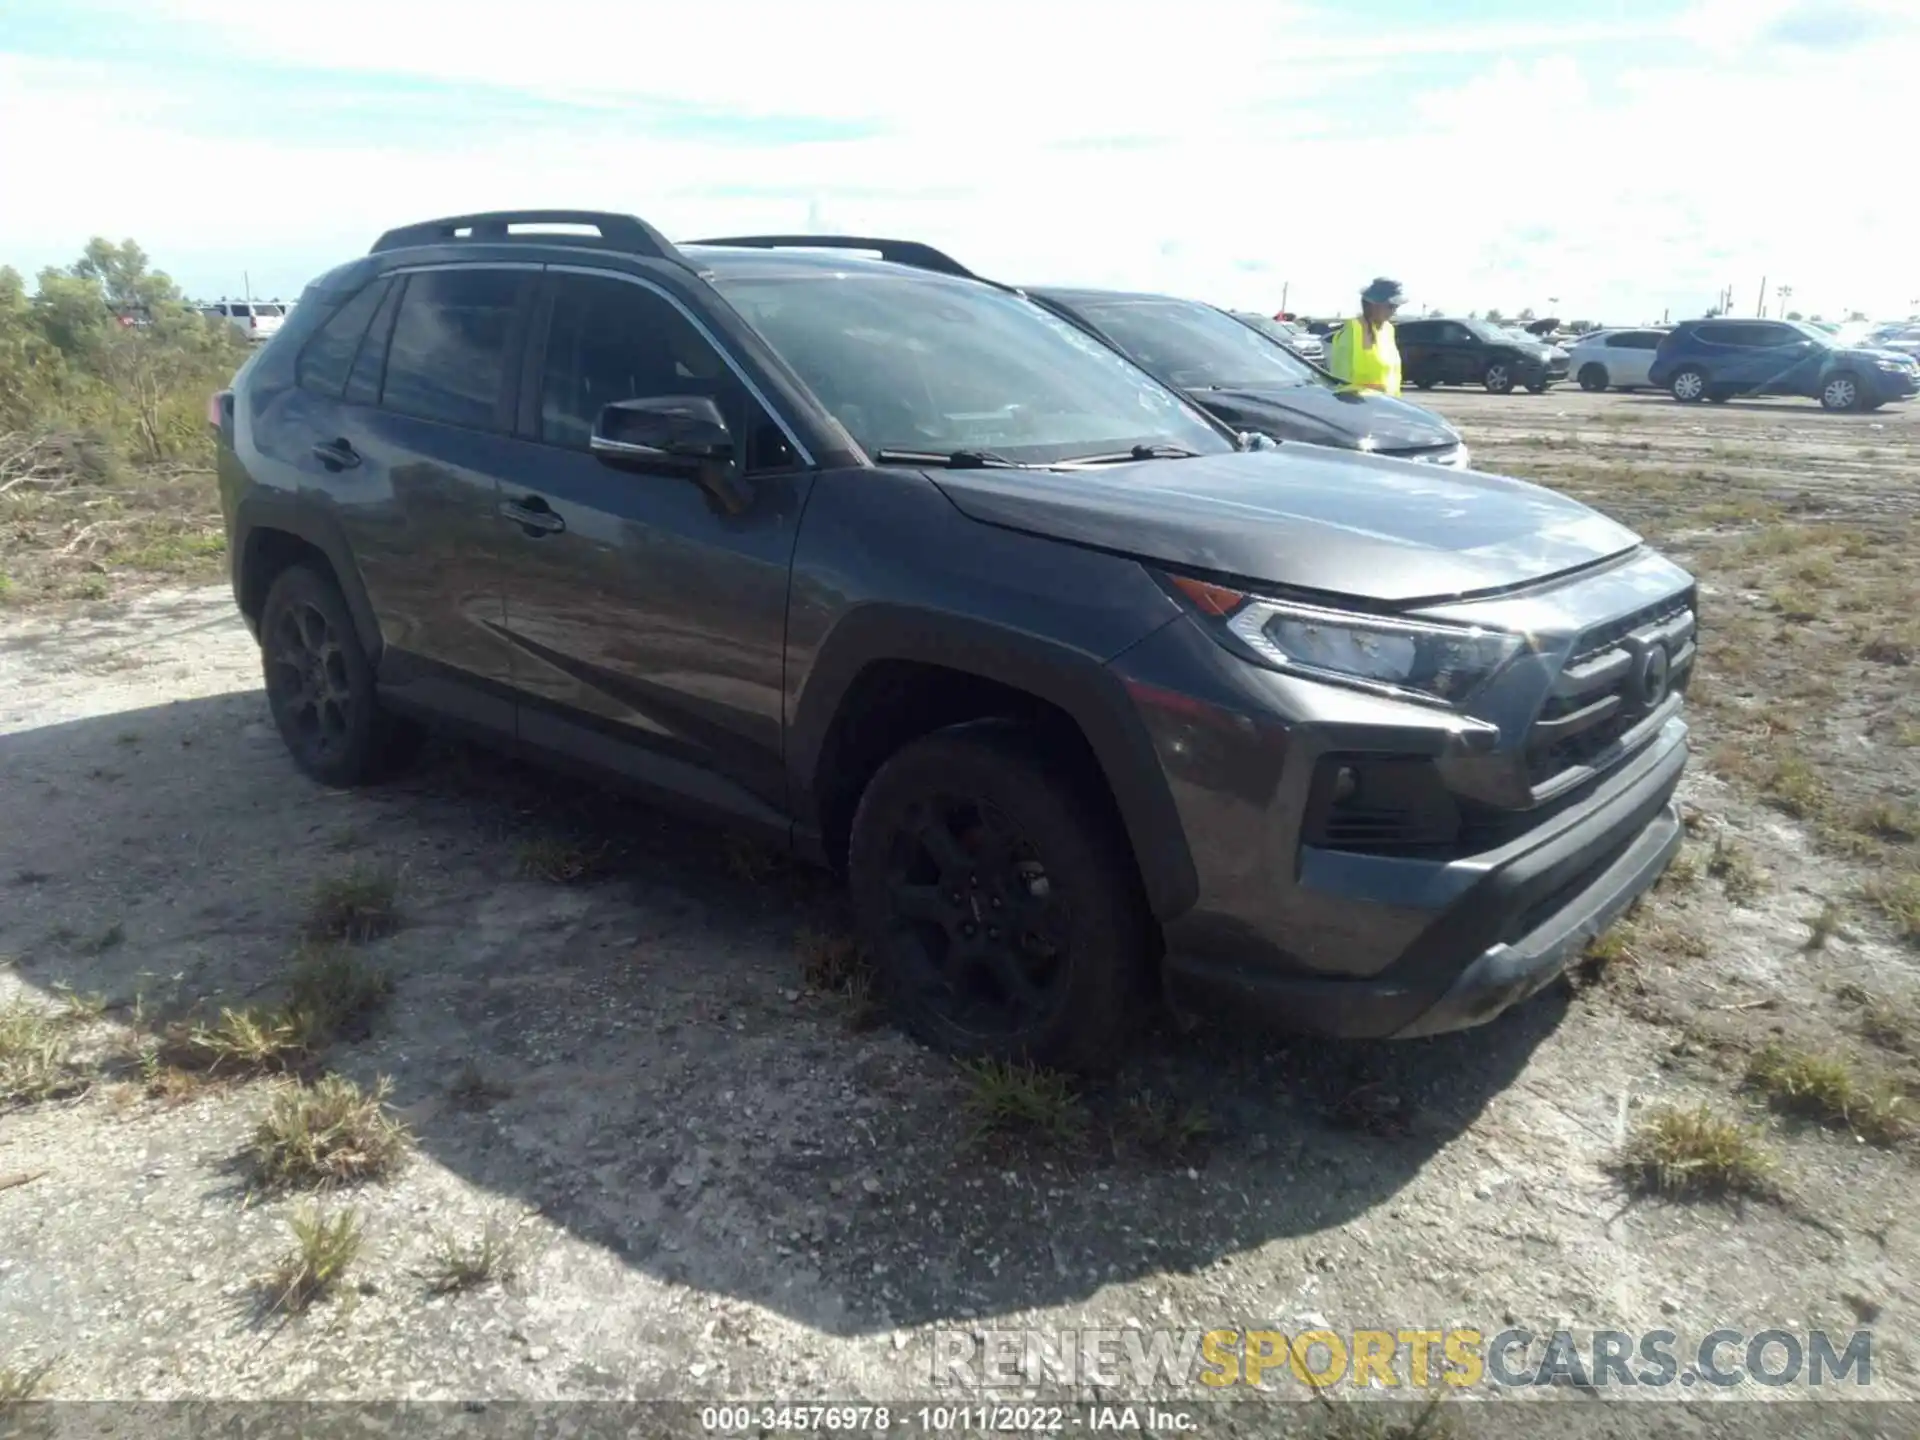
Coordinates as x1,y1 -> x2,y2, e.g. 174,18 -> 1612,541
931,448 -> 1641,606
1196,384 -> 1458,454
1846,345 -> 1919,364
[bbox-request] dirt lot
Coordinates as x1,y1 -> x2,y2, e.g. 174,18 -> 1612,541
2,389 -> 1918,1430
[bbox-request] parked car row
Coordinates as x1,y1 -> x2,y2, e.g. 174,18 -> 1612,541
1649,318 -> 1919,412
210,210 -> 1698,1066
1395,317 -> 1570,394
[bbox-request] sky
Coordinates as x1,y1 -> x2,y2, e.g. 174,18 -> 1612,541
1,0 -> 1913,324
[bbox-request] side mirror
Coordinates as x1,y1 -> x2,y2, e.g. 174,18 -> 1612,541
590,396 -> 751,514
591,396 -> 735,466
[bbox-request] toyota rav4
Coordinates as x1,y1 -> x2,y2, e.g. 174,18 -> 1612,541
214,211 -> 1695,1071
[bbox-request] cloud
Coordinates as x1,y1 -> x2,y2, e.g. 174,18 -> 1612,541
1,1 -> 1914,323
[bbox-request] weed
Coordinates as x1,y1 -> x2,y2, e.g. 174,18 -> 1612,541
0,1002 -> 76,1106
304,865 -> 401,943
0,1356 -> 57,1402
447,1060 -> 511,1110
515,835 -> 605,884
1746,1043 -> 1910,1146
1615,1105 -> 1777,1200
248,1074 -> 410,1190
1707,836 -> 1767,904
1804,900 -> 1846,952
1853,802 -> 1917,844
1768,589 -> 1821,623
285,945 -> 392,1042
51,984 -> 107,1023
169,1006 -> 313,1075
1658,849 -> 1700,889
1863,873 -> 1920,946
417,1218 -> 523,1294
1115,1091 -> 1214,1160
958,1059 -> 1089,1150
261,1206 -> 363,1314
722,835 -> 784,884
796,927 -> 866,993
1762,754 -> 1828,819
1862,632 -> 1916,666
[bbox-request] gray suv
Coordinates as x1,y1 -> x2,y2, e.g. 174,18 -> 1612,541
213,211 -> 1695,1070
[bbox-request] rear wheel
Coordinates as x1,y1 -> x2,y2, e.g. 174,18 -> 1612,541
1412,379 -> 1437,390
260,564 -> 421,786
1483,361 -> 1515,394
1821,372 -> 1865,411
1526,381 -> 1550,394
1670,366 -> 1707,402
1578,364 -> 1609,392
847,724 -> 1152,1072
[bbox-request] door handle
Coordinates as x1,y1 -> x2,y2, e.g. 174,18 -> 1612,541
311,438 -> 361,471
501,496 -> 566,535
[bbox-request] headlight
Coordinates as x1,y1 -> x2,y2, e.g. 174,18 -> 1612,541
1446,443 -> 1471,470
1876,358 -> 1909,372
1228,599 -> 1523,704
1163,575 -> 1526,706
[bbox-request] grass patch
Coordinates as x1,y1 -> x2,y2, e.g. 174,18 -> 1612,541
447,1060 -> 512,1110
1768,589 -> 1821,623
1113,1090 -> 1214,1161
304,865 -> 401,943
1707,836 -> 1767,904
795,927 -> 881,1030
1861,631 -> 1916,666
515,835 -> 605,884
417,1217 -> 523,1294
1837,987 -> 1920,1055
248,1074 -> 410,1191
261,1206 -> 363,1315
0,1000 -> 78,1107
1658,848 -> 1700,890
1761,754 -> 1829,820
1804,899 -> 1846,952
164,946 -> 394,1075
1615,1104 -> 1777,1200
0,1356 -> 57,1402
1863,873 -> 1920,946
1853,802 -> 1918,844
285,945 -> 393,1042
958,1059 -> 1089,1150
1745,1043 -> 1910,1147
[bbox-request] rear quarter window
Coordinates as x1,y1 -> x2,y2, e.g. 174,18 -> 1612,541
379,268 -> 528,431
295,280 -> 393,399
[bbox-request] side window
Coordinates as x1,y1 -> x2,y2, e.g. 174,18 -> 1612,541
380,268 -> 527,432
295,279 -> 392,399
1618,331 -> 1660,350
1438,323 -> 1472,344
1758,324 -> 1802,348
1397,322 -> 1431,344
538,273 -> 797,471
344,279 -> 403,406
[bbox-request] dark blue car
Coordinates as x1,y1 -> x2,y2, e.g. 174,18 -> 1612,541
1648,318 -> 1919,411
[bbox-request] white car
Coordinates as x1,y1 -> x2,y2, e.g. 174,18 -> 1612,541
200,299 -> 286,343
1567,327 -> 1668,392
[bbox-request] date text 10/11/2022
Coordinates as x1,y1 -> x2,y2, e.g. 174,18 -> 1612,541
701,1404 -> 1200,1432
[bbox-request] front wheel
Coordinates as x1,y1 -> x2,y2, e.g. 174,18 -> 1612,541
1578,364 -> 1609,392
1483,362 -> 1515,394
1412,379 -> 1437,391
1821,372 -> 1866,411
847,725 -> 1153,1072
1526,381 -> 1550,394
260,563 -> 421,786
1670,366 -> 1707,402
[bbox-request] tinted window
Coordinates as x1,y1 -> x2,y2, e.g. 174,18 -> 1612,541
1395,322 -> 1433,343
254,304 -> 285,317
539,274 -> 796,470
344,278 -> 404,406
1701,322 -> 1764,347
716,273 -> 1231,465
1614,331 -> 1662,349
295,279 -> 391,399
1068,297 -> 1320,391
381,268 -> 526,431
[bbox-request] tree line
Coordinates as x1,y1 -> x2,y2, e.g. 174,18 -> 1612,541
0,238 -> 250,478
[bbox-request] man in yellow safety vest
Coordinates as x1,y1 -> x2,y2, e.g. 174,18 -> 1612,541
1326,278 -> 1405,396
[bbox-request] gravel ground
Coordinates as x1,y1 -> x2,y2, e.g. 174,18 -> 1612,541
3,390 -> 1918,1434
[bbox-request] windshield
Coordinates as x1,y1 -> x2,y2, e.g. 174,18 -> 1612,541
1232,312 -> 1301,345
1786,320 -> 1836,345
1069,297 -> 1323,392
715,274 -> 1233,465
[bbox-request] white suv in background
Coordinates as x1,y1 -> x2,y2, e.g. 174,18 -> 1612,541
1568,327 -> 1668,392
201,299 -> 286,343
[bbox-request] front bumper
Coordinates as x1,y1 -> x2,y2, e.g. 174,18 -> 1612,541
1867,367 -> 1919,401
1112,600 -> 1692,1042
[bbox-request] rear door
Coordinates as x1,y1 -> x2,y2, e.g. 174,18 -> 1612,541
1395,321 -> 1437,384
293,264 -> 535,731
1609,330 -> 1662,387
491,266 -> 815,825
1435,322 -> 1481,384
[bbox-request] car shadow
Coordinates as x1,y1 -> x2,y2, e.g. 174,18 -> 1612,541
1,690 -> 1566,1338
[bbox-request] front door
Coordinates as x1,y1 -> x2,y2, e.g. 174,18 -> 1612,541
495,267 -> 815,826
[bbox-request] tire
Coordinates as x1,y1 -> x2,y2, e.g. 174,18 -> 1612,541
1412,379 -> 1437,391
1670,366 -> 1707,402
1526,382 -> 1550,394
847,723 -> 1153,1072
259,563 -> 422,786
1483,361 -> 1515,394
1577,364 -> 1609,392
1820,372 -> 1865,412
1706,390 -> 1732,404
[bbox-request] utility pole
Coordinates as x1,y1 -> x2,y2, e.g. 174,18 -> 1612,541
1279,281 -> 1289,316
244,270 -> 253,309
1776,283 -> 1792,319
1755,275 -> 1767,318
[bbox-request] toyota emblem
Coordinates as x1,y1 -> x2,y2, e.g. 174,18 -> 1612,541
1633,645 -> 1671,709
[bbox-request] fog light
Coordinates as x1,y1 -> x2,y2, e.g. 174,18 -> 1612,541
1332,765 -> 1359,804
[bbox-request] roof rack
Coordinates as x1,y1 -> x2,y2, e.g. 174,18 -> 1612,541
685,234 -> 974,279
369,210 -> 691,267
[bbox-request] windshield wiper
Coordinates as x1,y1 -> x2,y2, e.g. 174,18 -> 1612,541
871,447 -> 1035,469
1056,443 -> 1203,466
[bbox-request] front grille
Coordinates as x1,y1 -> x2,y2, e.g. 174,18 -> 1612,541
1382,442 -> 1462,466
1527,592 -> 1696,793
